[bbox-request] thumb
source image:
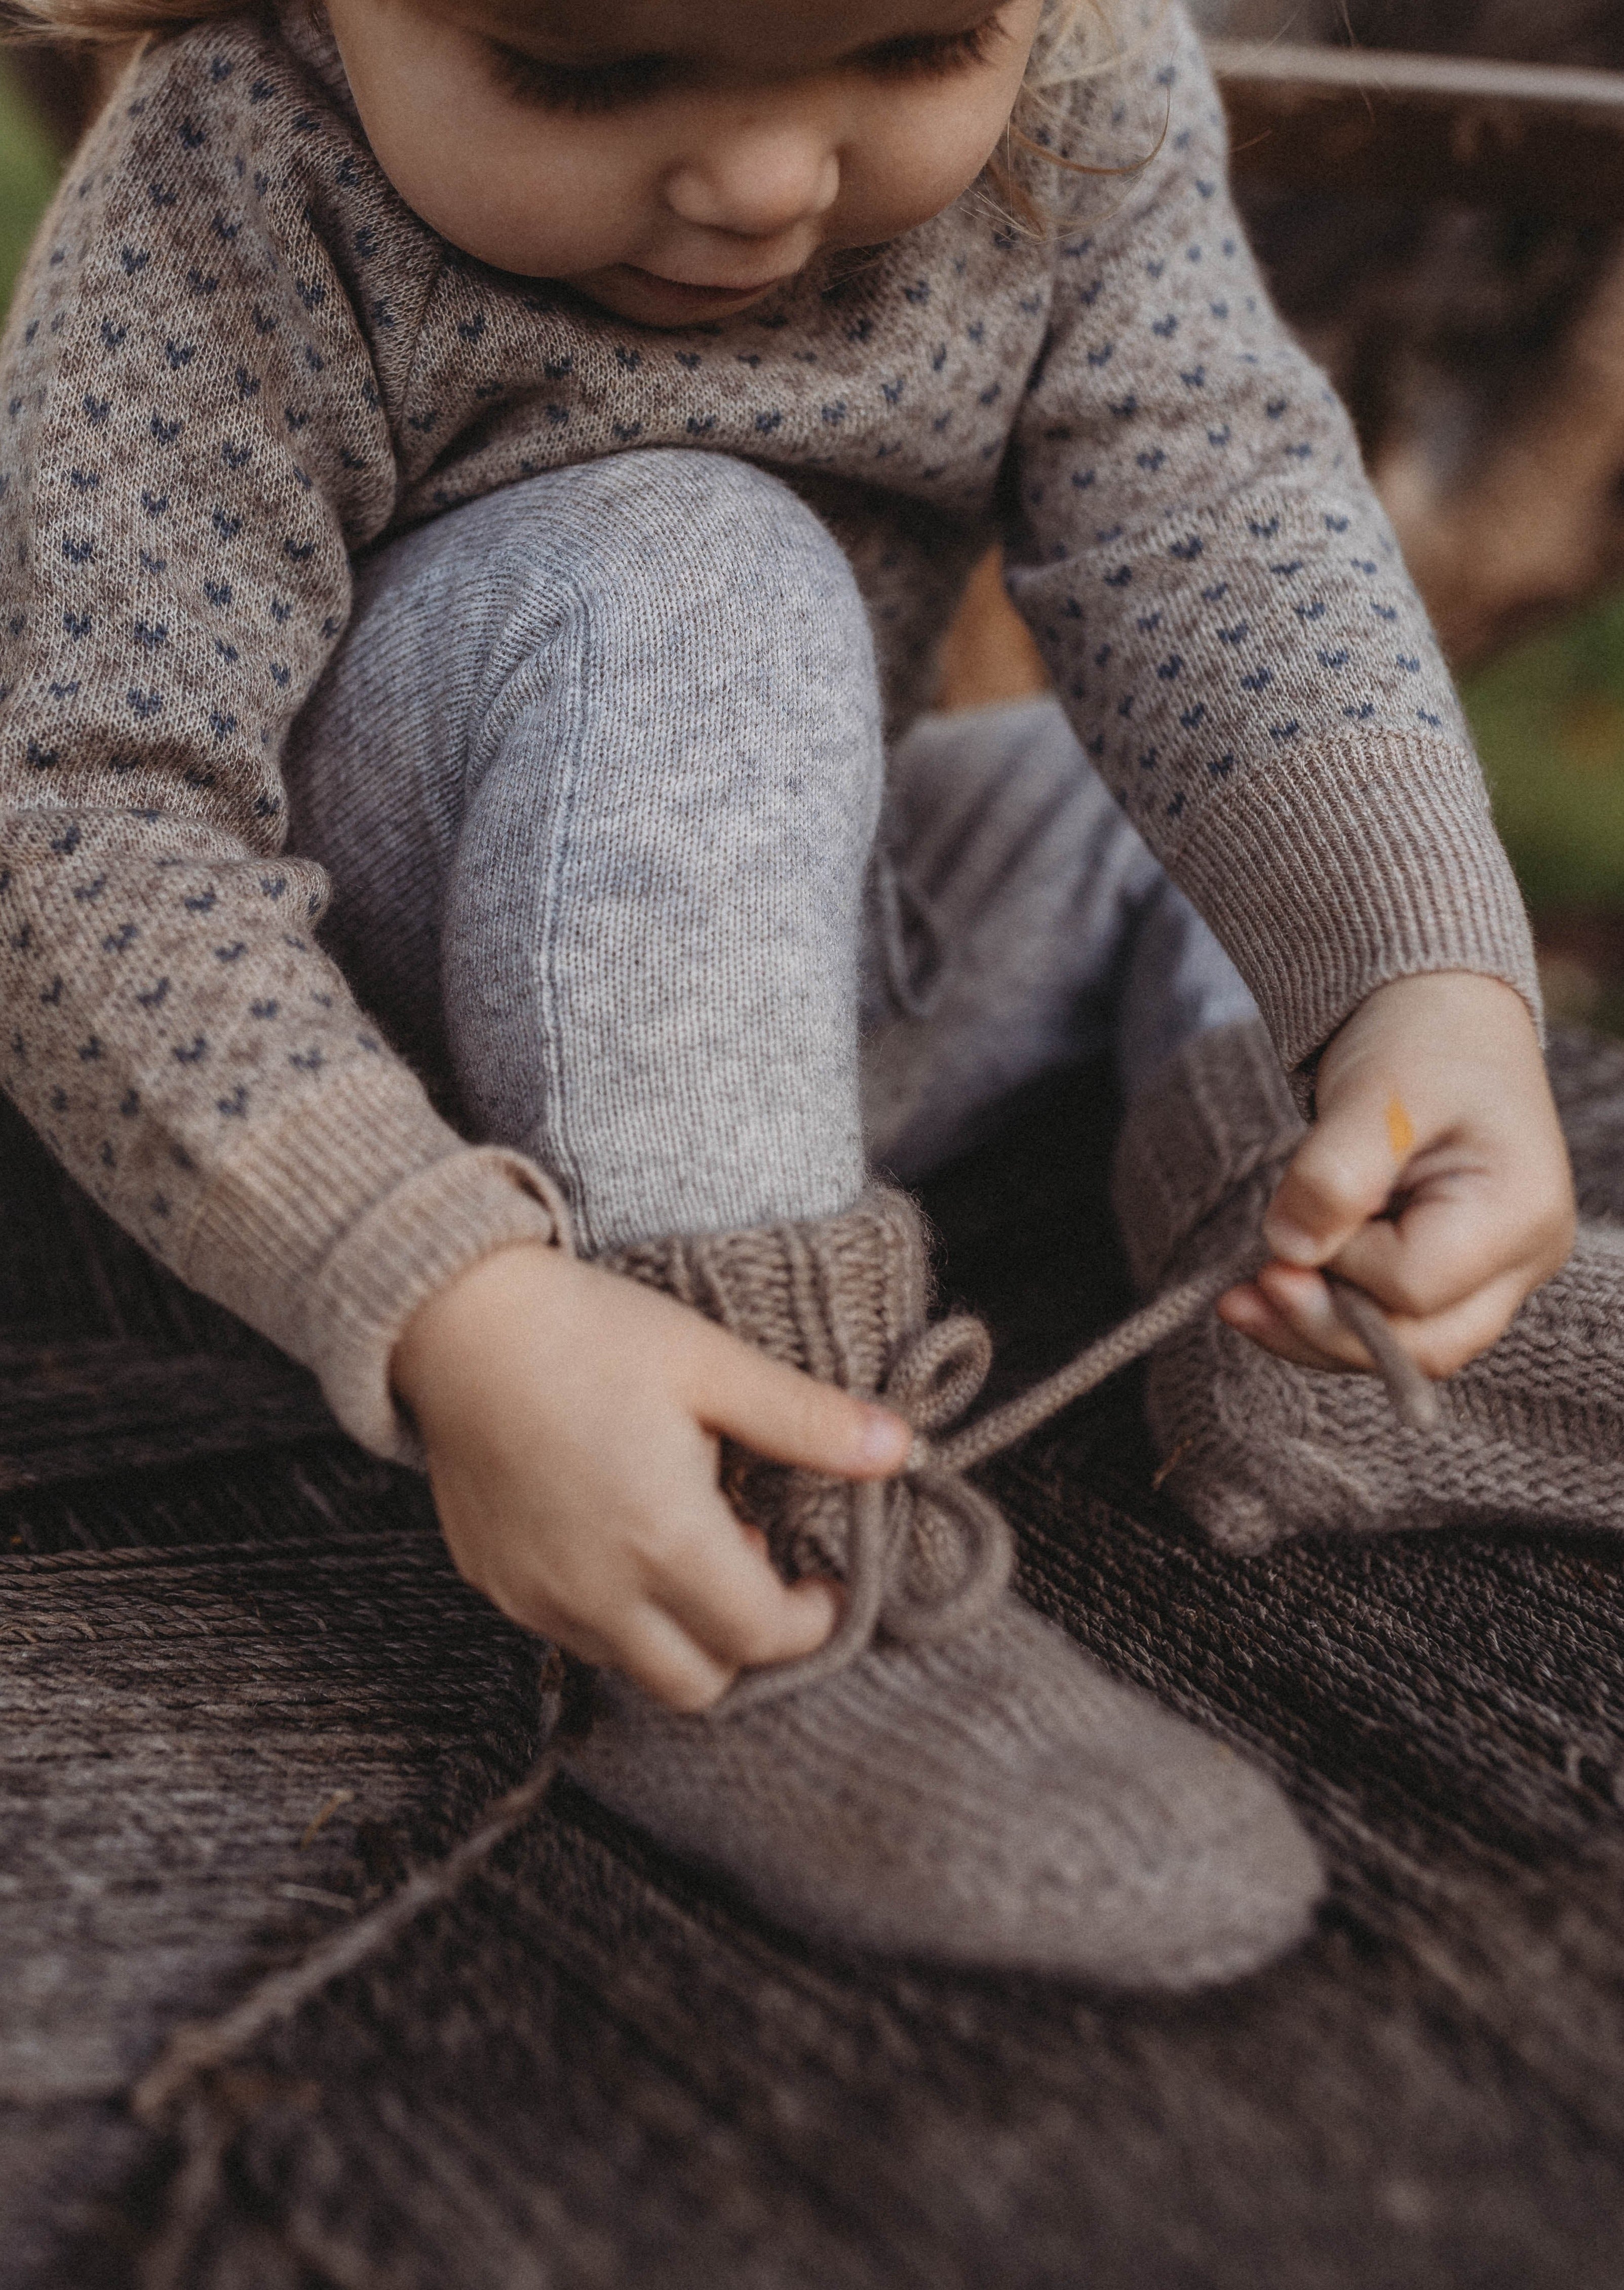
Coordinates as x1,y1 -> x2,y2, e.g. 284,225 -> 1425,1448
1264,1078 -> 1413,1269
685,1320 -> 913,1480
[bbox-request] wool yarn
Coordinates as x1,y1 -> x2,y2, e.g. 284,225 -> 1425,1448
1116,1020 -> 1622,1555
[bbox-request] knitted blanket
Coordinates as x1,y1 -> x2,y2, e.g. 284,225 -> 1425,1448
7,1031 -> 1624,2288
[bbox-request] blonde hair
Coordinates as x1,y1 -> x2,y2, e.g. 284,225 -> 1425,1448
987,0 -> 1166,231
0,0 -> 222,36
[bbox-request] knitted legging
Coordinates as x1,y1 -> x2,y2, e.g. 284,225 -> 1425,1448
286,448 -> 1255,1254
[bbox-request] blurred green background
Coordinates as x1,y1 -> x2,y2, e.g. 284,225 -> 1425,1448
1465,599 -> 1624,1030
1,54 -> 63,316
5,50 -> 1624,1025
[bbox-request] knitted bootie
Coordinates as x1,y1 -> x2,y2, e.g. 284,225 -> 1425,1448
559,1183 -> 1323,1989
1116,1019 -> 1624,1555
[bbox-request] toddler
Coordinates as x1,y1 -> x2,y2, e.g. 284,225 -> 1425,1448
0,0 -> 1587,1988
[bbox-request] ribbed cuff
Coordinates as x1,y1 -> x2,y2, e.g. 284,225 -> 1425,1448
309,1144 -> 568,1463
1175,736 -> 1542,1074
178,1056 -> 569,1461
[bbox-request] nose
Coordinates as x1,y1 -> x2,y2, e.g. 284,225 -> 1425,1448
664,124 -> 840,242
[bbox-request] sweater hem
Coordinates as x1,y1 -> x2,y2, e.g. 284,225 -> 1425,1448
1173,733 -> 1541,1074
177,1058 -> 570,1458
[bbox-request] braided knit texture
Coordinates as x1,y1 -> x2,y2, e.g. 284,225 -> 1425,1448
1116,1020 -> 1624,1555
607,1182 -> 929,1399
571,1180 -> 1321,1979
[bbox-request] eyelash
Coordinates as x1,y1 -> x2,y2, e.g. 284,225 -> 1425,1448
864,21 -> 1003,81
487,18 -> 1004,118
488,47 -> 675,115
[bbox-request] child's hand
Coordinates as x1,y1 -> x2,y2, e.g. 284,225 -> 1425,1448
392,1244 -> 912,1713
1217,972 -> 1575,1380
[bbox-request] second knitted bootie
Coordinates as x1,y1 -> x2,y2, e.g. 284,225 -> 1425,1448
1116,1020 -> 1624,1555
561,1183 -> 1323,1988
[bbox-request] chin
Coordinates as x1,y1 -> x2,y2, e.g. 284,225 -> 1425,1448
567,264 -> 798,331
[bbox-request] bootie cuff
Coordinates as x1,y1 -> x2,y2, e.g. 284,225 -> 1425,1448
1111,1020 -> 1304,1295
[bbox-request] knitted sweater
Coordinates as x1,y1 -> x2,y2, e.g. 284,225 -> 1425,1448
0,0 -> 1536,1457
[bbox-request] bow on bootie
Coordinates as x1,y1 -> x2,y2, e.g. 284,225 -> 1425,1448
719,1234 -> 1441,1716
718,1314 -> 1015,1716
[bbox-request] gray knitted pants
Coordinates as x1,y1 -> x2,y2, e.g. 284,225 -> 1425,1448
288,451 -> 1255,1254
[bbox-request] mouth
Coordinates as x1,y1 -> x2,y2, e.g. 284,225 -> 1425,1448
619,266 -> 792,306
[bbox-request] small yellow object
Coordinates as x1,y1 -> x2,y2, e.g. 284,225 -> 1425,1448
297,1787 -> 356,1850
1385,1094 -> 1415,1164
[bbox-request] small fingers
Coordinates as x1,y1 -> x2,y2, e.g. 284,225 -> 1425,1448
482,1505 -> 840,1709
1260,1263 -> 1414,1372
1333,1186 -> 1571,1322
1221,1261 -> 1531,1381
610,1603 -> 740,1713
440,1557 -> 737,1714
588,1507 -> 843,1713
685,1323 -> 911,1480
652,1495 -> 841,1673
1265,1109 -> 1409,1268
1218,1274 -> 1368,1373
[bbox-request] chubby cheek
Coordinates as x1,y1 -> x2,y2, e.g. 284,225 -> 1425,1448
332,18 -> 654,280
373,117 -> 653,277
839,95 -> 1016,247
443,173 -> 642,277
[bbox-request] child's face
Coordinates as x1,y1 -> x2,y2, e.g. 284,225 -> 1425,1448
324,0 -> 1045,326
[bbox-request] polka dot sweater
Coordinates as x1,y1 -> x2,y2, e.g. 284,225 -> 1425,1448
0,0 -> 1537,1455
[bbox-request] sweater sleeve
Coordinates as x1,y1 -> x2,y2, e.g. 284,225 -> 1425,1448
1004,2 -> 1539,1072
0,27 -> 565,1460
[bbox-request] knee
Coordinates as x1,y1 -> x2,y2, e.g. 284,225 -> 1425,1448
357,449 -> 867,627
545,449 -> 870,644
394,452 -> 877,726
508,452 -> 881,779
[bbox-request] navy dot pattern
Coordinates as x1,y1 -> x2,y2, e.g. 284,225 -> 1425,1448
0,0 -> 1533,1341
1008,47 -> 1462,838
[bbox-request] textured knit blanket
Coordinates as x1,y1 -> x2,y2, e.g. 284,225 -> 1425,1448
8,1031 -> 1624,2288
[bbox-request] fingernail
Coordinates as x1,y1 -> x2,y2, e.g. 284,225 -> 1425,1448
857,1405 -> 910,1469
